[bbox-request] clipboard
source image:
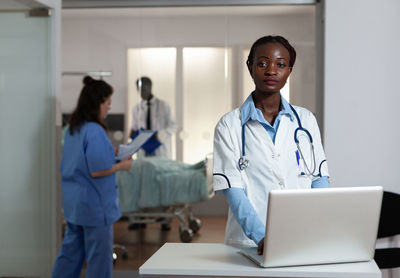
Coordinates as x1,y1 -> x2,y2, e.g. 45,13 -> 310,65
115,130 -> 156,160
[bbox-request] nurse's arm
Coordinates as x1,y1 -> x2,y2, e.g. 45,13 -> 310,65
222,188 -> 265,248
91,156 -> 133,178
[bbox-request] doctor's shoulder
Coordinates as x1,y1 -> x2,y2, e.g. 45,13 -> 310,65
215,108 -> 241,130
157,97 -> 168,106
291,105 -> 320,130
152,97 -> 169,110
290,105 -> 316,121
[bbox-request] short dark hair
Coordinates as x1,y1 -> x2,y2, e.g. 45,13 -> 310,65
246,35 -> 296,68
68,76 -> 113,135
136,76 -> 152,88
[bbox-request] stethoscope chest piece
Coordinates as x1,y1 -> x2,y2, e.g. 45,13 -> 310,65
238,156 -> 249,171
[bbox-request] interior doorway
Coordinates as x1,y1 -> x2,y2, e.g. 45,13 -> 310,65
62,4 -> 320,162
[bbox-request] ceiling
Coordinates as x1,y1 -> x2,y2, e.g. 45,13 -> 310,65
62,0 -> 316,9
0,0 -> 314,16
62,5 -> 314,18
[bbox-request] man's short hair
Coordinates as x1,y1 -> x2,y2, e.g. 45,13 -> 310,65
136,76 -> 152,88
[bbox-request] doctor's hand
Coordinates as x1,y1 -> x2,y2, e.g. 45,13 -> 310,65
257,237 -> 264,255
150,131 -> 158,141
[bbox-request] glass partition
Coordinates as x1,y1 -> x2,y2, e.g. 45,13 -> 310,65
182,47 -> 232,164
0,9 -> 53,276
127,48 -> 177,158
127,47 -> 231,163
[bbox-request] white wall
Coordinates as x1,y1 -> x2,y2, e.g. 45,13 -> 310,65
61,8 -> 316,115
324,4 -> 400,276
324,0 -> 400,194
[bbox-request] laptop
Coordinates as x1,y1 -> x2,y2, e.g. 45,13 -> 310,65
239,186 -> 383,268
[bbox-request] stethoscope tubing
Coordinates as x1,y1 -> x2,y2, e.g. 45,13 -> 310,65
239,104 -> 324,177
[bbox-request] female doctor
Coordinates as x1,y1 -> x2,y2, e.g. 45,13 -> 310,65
51,76 -> 132,278
213,35 -> 330,255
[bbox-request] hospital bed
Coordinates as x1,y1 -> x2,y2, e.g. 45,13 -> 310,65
116,154 -> 214,243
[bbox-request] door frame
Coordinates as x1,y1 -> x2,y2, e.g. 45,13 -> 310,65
31,0 -> 62,273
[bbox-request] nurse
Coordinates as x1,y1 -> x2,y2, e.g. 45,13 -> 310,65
213,35 -> 330,254
51,76 -> 133,278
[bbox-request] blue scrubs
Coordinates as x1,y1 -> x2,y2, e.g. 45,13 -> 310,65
52,122 -> 121,278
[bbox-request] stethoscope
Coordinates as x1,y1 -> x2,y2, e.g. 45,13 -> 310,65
238,104 -> 326,178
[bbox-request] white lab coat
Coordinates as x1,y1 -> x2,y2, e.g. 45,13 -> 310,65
213,105 -> 329,247
132,97 -> 177,158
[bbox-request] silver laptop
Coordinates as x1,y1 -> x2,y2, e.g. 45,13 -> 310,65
240,186 -> 383,268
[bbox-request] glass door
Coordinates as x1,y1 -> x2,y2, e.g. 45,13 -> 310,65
127,47 -> 232,163
0,1 -> 59,276
127,47 -> 177,158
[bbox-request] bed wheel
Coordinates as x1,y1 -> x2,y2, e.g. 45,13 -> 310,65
189,218 -> 202,233
113,251 -> 128,264
161,223 -> 171,231
128,223 -> 146,230
179,228 -> 194,243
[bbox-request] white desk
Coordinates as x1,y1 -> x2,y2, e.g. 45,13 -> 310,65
139,243 -> 381,278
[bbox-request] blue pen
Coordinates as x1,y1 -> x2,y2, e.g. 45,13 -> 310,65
296,150 -> 306,175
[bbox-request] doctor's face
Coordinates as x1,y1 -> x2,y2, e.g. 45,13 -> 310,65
138,83 -> 152,100
248,42 -> 292,95
99,96 -> 111,120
